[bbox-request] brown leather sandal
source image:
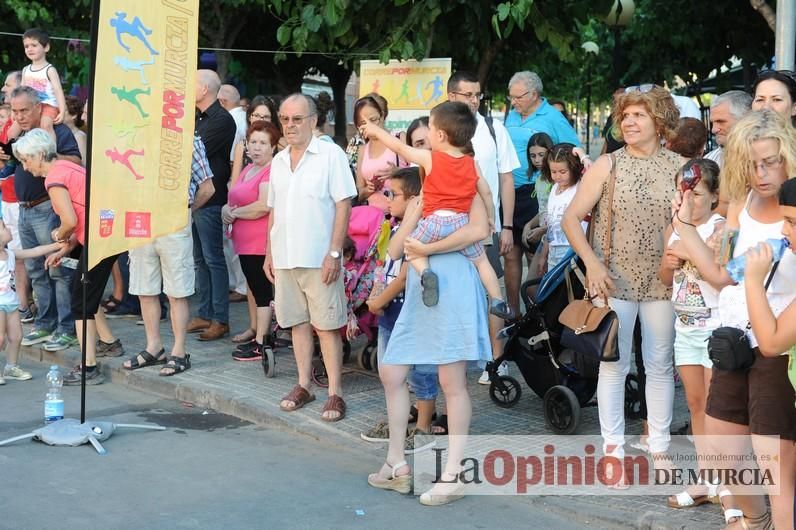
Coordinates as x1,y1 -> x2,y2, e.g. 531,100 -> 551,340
279,384 -> 315,412
321,394 -> 346,422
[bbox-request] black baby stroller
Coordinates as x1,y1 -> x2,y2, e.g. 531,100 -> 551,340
485,250 -> 641,434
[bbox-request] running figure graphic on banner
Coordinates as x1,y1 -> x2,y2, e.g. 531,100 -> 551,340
111,86 -> 150,118
110,12 -> 159,55
105,147 -> 145,180
113,56 -> 155,84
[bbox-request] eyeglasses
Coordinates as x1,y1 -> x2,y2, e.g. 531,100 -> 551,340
383,189 -> 397,200
509,91 -> 530,101
278,113 -> 315,125
450,91 -> 484,101
624,84 -> 656,94
752,155 -> 784,173
251,113 -> 271,121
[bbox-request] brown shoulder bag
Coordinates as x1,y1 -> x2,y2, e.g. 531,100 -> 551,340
558,154 -> 620,362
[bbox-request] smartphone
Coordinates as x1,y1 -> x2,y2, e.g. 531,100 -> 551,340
680,164 -> 702,193
60,257 -> 79,269
718,228 -> 739,266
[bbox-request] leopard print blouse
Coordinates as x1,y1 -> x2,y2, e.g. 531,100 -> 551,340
591,146 -> 680,302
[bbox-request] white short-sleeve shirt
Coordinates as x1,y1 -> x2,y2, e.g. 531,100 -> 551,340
229,107 -> 247,161
268,136 -> 357,269
472,113 -> 520,231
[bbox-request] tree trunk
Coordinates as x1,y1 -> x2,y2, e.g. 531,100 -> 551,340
215,50 -> 231,81
750,0 -> 777,32
476,39 -> 505,88
323,65 -> 353,145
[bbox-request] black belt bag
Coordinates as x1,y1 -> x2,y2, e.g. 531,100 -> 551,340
707,261 -> 779,371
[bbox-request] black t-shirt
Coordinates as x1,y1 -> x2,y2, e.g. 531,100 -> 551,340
14,124 -> 81,202
195,100 -> 236,207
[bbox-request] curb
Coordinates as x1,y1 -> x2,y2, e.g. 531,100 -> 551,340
19,343 -> 364,449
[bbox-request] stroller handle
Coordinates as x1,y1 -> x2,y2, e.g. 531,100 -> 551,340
520,278 -> 542,310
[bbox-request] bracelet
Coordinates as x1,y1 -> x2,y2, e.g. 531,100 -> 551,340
502,225 -> 513,230
675,211 -> 696,228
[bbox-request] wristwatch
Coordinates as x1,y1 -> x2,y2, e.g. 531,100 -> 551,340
502,225 -> 513,231
329,250 -> 341,259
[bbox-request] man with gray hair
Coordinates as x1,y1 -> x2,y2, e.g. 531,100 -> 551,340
704,90 -> 752,168
0,71 -> 34,325
264,93 -> 357,422
187,70 -> 236,341
217,83 -> 249,304
5,85 -> 81,352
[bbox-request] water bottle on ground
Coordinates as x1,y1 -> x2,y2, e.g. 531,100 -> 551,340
44,365 -> 64,424
726,238 -> 789,283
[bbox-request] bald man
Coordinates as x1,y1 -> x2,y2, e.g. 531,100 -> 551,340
217,83 -> 249,302
187,70 -> 236,340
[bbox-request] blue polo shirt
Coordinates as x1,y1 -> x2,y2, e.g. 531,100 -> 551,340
504,98 -> 580,187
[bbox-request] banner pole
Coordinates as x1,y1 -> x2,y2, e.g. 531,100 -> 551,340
81,0 -> 102,424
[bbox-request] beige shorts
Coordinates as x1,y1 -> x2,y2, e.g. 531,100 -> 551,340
129,218 -> 194,298
274,268 -> 347,330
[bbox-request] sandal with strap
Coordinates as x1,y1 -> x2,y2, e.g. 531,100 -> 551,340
667,477 -> 720,509
367,460 -> 412,494
123,348 -> 166,370
159,354 -> 191,377
279,384 -> 315,412
408,405 -> 437,424
101,296 -> 122,311
431,414 -> 448,435
321,394 -> 346,422
719,489 -> 745,527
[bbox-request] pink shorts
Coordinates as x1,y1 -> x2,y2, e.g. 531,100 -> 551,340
40,104 -> 58,120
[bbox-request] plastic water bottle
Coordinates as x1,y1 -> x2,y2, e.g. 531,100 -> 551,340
726,238 -> 789,282
44,365 -> 64,424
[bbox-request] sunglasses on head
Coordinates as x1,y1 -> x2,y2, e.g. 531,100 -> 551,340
624,84 -> 656,94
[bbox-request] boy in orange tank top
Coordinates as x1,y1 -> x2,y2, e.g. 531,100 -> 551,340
360,101 -> 514,319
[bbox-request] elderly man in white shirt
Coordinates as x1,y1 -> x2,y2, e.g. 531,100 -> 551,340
264,94 -> 357,422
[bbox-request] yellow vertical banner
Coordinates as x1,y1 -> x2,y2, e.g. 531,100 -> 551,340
87,0 -> 199,268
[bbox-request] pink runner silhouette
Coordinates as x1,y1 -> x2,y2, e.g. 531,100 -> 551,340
105,147 -> 144,180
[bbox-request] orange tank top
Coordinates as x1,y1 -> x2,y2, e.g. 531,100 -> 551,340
422,151 -> 478,217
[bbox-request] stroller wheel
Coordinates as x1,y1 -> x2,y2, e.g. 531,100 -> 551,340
262,347 -> 276,379
357,344 -> 374,370
489,376 -> 522,408
543,385 -> 581,435
624,374 -> 642,419
311,358 -> 329,388
371,349 -> 379,373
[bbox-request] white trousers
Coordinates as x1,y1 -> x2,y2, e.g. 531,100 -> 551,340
598,298 -> 675,458
223,234 -> 247,295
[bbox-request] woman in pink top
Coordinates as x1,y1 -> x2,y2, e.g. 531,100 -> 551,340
13,128 -> 123,383
355,96 -> 403,212
221,120 -> 279,361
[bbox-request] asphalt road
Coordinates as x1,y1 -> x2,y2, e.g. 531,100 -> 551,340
0,363 -> 601,530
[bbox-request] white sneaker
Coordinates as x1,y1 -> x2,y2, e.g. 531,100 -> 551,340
478,362 -> 509,385
0,374 -> 5,385
3,365 -> 32,381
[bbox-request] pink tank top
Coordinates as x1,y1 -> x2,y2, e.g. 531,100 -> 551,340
360,141 -> 400,212
228,164 -> 270,256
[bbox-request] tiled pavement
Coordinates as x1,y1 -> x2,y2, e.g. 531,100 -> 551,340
18,298 -> 726,529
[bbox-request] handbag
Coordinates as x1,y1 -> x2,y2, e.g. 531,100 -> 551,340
559,154 -> 620,362
707,261 -> 779,371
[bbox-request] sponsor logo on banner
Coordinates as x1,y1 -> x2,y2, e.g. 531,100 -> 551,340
98,209 -> 115,238
125,212 -> 151,238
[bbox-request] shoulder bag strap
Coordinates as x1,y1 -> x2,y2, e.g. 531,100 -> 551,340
745,260 -> 780,330
602,152 -> 618,265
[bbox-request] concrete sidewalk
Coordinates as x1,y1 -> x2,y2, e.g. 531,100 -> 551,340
18,299 -> 725,529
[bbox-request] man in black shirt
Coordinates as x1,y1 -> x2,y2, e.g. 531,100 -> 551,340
6,86 -> 81,351
187,70 -> 235,340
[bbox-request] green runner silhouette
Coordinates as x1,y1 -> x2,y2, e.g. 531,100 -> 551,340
111,86 -> 150,118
